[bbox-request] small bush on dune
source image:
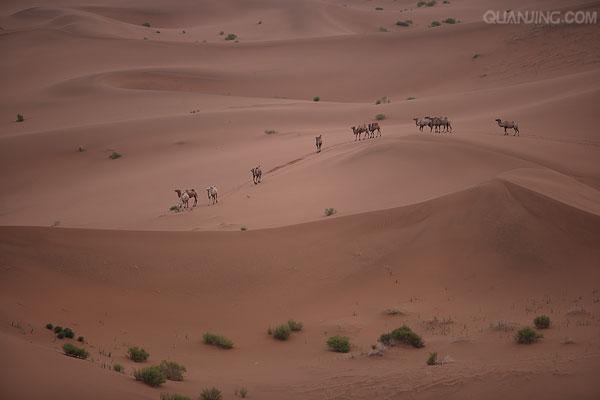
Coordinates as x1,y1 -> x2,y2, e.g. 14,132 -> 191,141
375,113 -> 386,121
128,346 -> 150,362
380,325 -> 424,348
327,335 -> 350,353
53,326 -> 63,334
161,394 -> 191,400
142,22 -> 151,27
62,327 -> 75,339
287,319 -> 303,332
203,332 -> 234,349
324,208 -> 336,216
375,96 -> 391,104
426,352 -> 438,365
378,26 -> 388,32
219,31 -> 224,36
200,387 -> 222,400
63,343 -> 89,359
16,114 -> 24,122
77,336 -> 85,343
430,20 -> 441,27
235,387 -> 248,398
406,96 -> 416,100
109,151 -> 122,160
264,129 -> 277,135
159,360 -> 186,381
375,7 -> 383,11
313,96 -> 320,102
443,18 -> 457,24
225,33 -> 237,41
272,324 -> 291,341
534,315 -> 551,329
134,365 -> 166,387
113,363 -> 124,373
396,20 -> 411,27
46,323 -> 53,330
515,327 -> 542,344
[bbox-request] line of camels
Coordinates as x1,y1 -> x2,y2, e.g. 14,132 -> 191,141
173,117 -> 519,210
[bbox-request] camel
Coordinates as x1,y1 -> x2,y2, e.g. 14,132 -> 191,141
174,189 -> 198,209
414,117 -> 430,132
351,125 -> 367,141
495,119 -> 519,136
206,186 -> 218,205
315,135 -> 323,153
368,122 -> 382,138
251,166 -> 262,184
441,116 -> 452,133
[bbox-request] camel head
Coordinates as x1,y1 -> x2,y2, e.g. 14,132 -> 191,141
495,118 -> 502,123
174,189 -> 182,198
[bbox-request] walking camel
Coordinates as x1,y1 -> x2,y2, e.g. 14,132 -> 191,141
174,189 -> 198,209
251,166 -> 262,184
206,186 -> 218,205
495,119 -> 520,136
315,135 -> 323,153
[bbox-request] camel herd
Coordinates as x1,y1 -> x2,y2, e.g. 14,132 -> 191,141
351,122 -> 382,140
171,117 -> 520,212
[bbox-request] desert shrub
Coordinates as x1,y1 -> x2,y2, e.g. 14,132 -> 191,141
313,96 -> 320,102
375,96 -> 391,104
443,18 -> 457,24
77,336 -> 85,342
161,394 -> 191,400
417,1 -> 426,6
109,151 -> 122,159
396,20 -> 411,27
264,129 -> 277,134
406,96 -> 416,100
134,366 -> 166,387
426,0 -> 437,6
534,315 -> 551,329
46,323 -> 53,330
287,319 -> 303,332
142,22 -> 151,27
472,53 -> 481,59
170,205 -> 180,212
62,327 -> 75,339
235,387 -> 248,398
426,352 -> 438,365
53,326 -> 63,334
240,226 -> 247,231
375,7 -> 383,10
378,26 -> 388,32
272,324 -> 291,341
225,33 -> 237,41
128,346 -> 149,362
203,332 -> 234,349
159,360 -> 186,381
430,20 -> 441,27
515,327 -> 542,344
489,320 -> 516,332
56,331 -> 66,339
200,387 -> 222,400
63,343 -> 89,359
16,114 -> 24,122
324,208 -> 336,216
113,363 -> 124,373
375,113 -> 386,121
327,335 -> 350,353
443,0 -> 450,3
381,325 -> 424,348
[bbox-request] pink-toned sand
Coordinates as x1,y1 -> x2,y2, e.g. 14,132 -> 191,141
1,1 -> 599,399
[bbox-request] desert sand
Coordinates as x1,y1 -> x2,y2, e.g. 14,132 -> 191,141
1,0 -> 600,399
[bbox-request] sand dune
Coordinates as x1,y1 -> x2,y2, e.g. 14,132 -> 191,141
1,0 -> 599,398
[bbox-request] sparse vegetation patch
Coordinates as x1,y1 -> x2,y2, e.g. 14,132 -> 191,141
443,18 -> 457,24
109,151 -> 122,160
515,327 -> 542,344
16,114 -> 24,122
134,366 -> 166,387
380,325 -> 424,348
128,346 -> 149,362
161,394 -> 191,400
200,387 -> 223,400
113,363 -> 124,373
272,324 -> 291,341
159,360 -> 186,381
426,352 -> 438,365
287,319 -> 303,332
313,96 -> 320,102
534,315 -> 551,329
375,113 -> 386,121
225,33 -> 237,41
324,208 -> 337,216
327,335 -> 350,353
430,20 -> 441,27
264,129 -> 277,135
203,332 -> 234,349
396,20 -> 412,27
63,343 -> 89,359
235,387 -> 248,398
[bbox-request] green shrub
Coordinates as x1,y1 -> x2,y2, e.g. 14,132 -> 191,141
324,208 -> 336,216
203,332 -> 234,349
134,366 -> 166,387
63,343 -> 89,359
240,226 -> 247,231
113,363 -> 124,373
426,352 -> 438,365
128,346 -> 149,362
430,20 -> 441,27
272,324 -> 291,341
313,96 -> 320,102
161,394 -> 191,400
53,326 -> 63,334
534,315 -> 551,329
159,360 -> 186,381
327,335 -> 350,353
77,336 -> 85,342
375,113 -> 386,121
46,323 -> 53,330
443,18 -> 457,24
109,151 -> 122,160
287,319 -> 303,332
225,33 -> 237,41
380,325 -> 424,348
200,387 -> 222,400
62,327 -> 75,339
16,114 -> 24,122
56,331 -> 66,339
515,327 -> 542,344
235,387 -> 248,398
